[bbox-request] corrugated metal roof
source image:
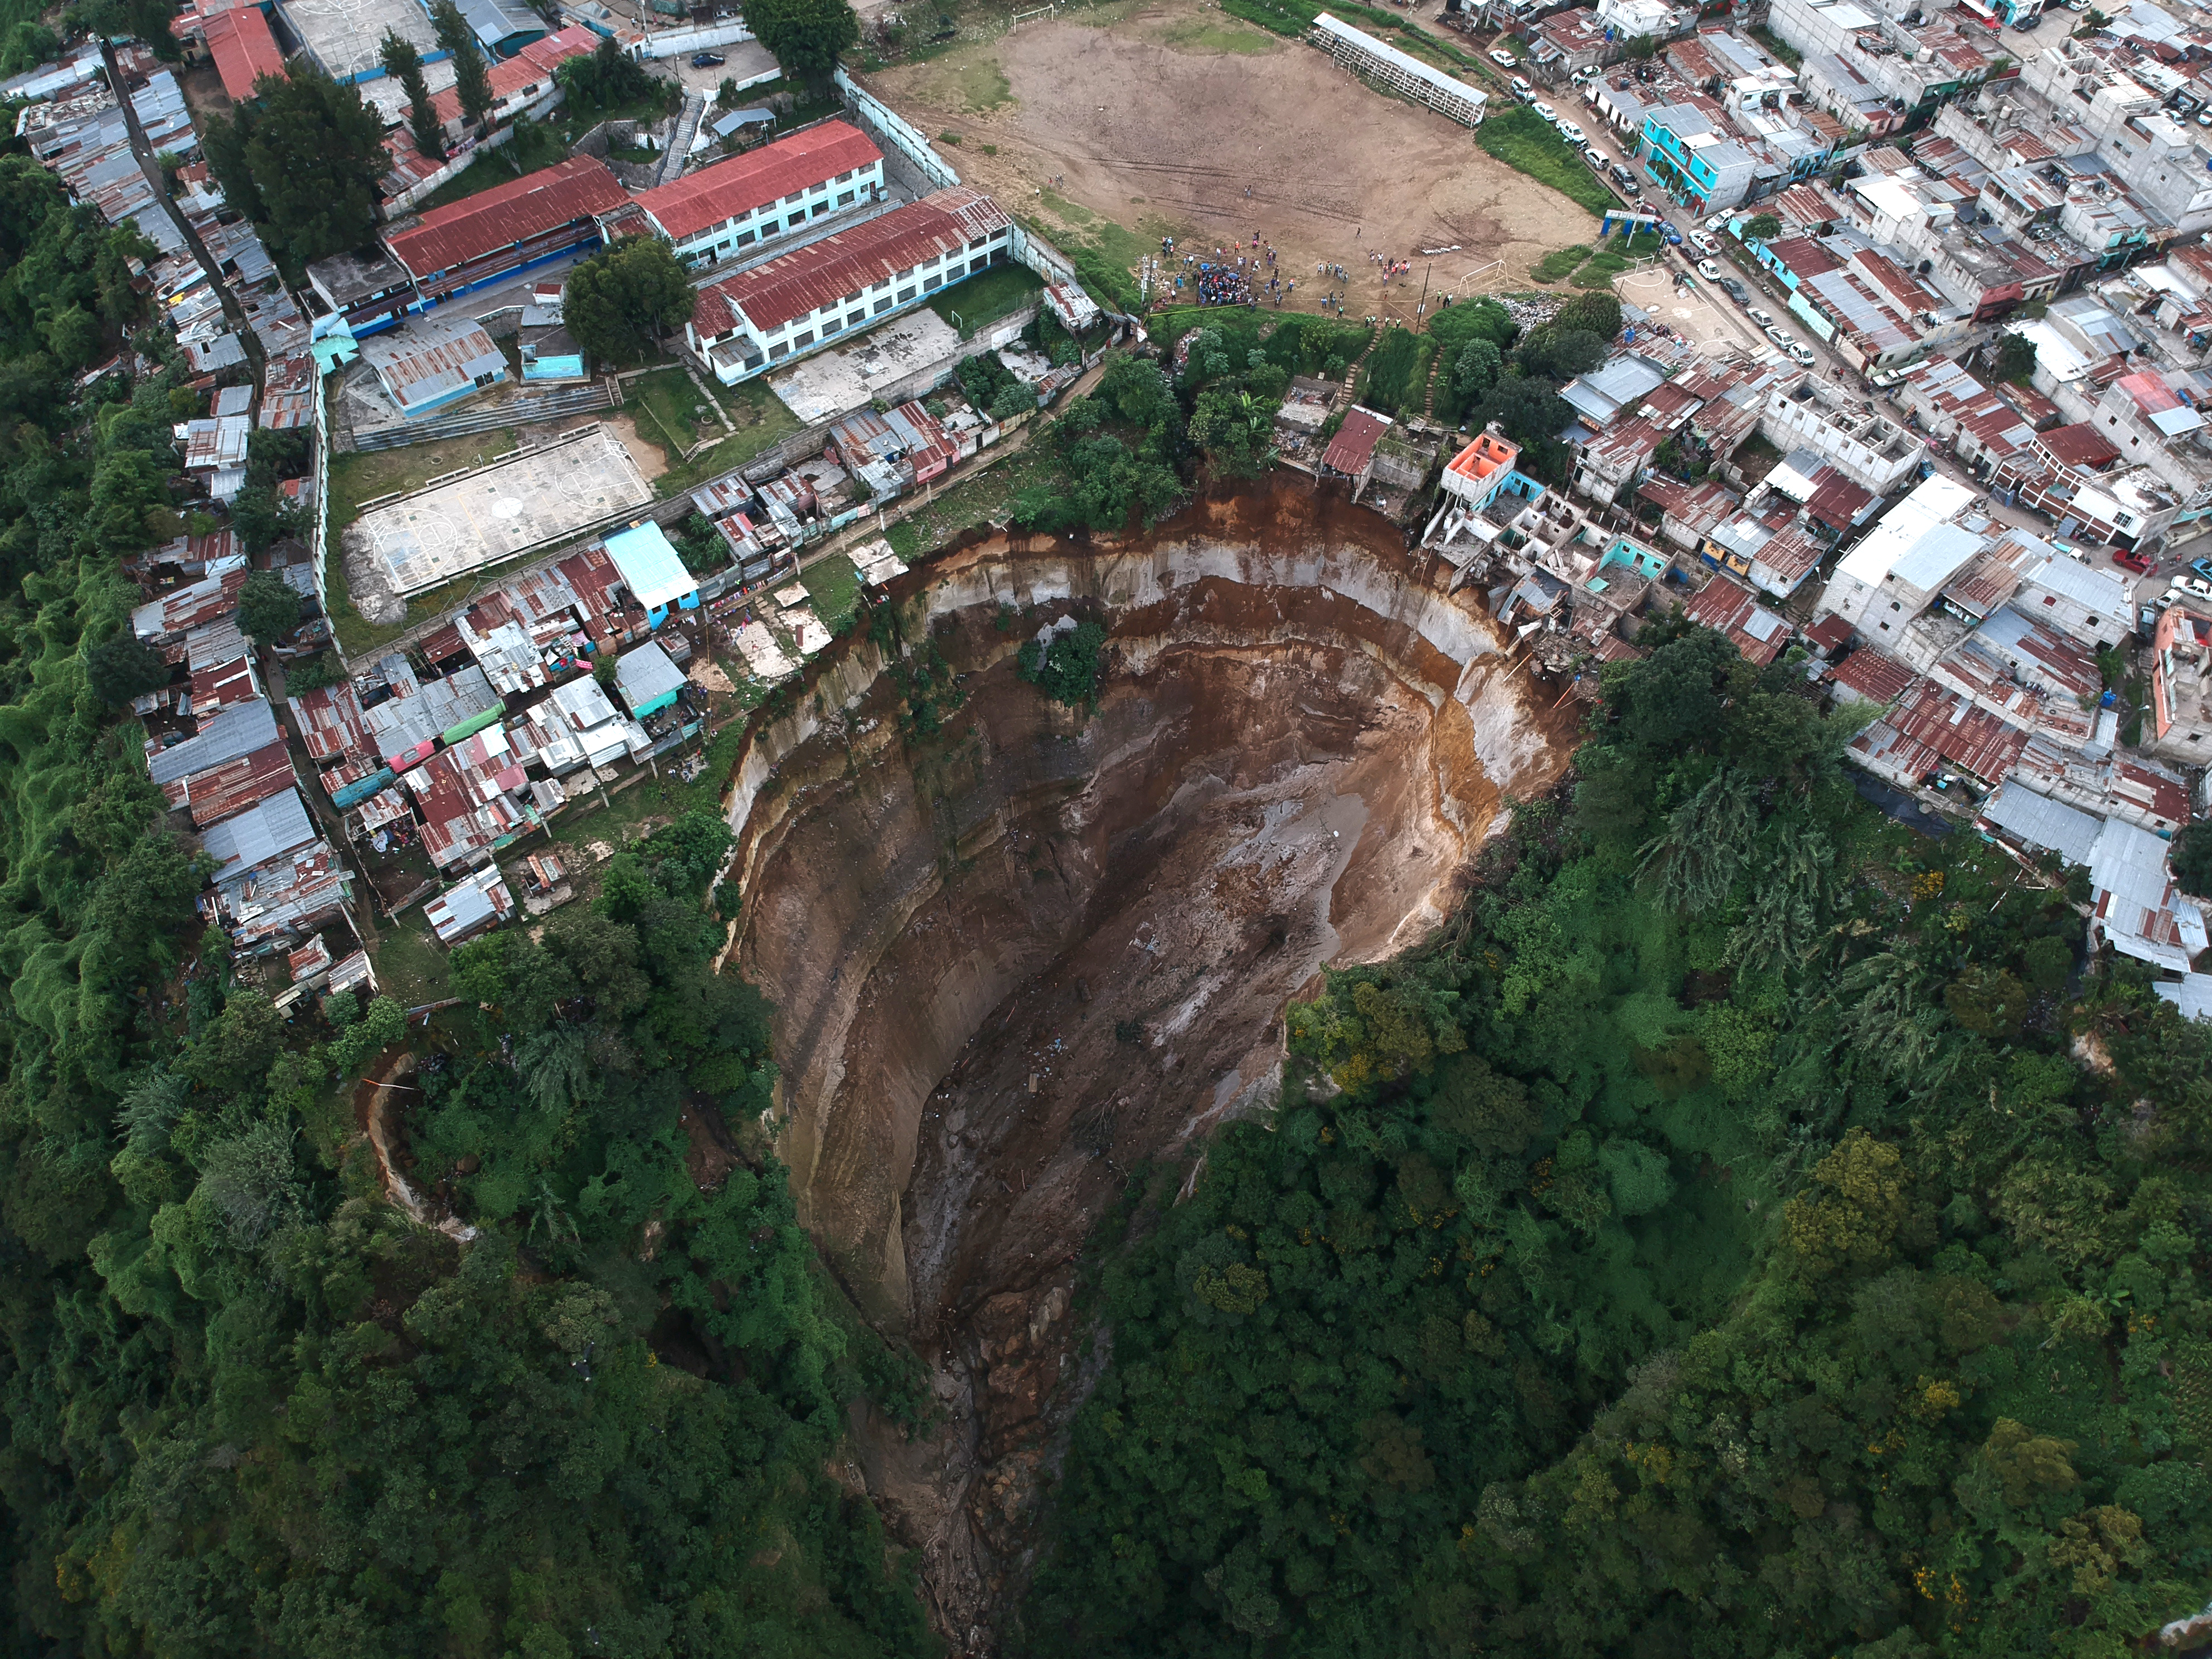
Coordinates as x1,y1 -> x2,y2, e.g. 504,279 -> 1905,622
360,312 -> 506,414
603,521 -> 695,611
1831,647 -> 1915,706
694,187 -> 1012,336
173,738 -> 298,826
199,787 -> 315,884
636,120 -> 881,244
1978,778 -> 2101,866
147,697 -> 280,788
1322,406 -> 1391,476
614,640 -> 684,713
385,156 -> 625,278
291,680 -> 373,764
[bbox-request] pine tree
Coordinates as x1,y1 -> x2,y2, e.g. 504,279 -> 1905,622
430,0 -> 495,133
379,30 -> 444,162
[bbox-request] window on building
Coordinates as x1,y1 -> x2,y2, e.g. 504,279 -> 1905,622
969,236 -> 987,250
847,311 -> 865,327
898,285 -> 915,302
812,202 -> 830,217
822,318 -> 842,337
770,341 -> 790,359
838,190 -> 855,206
736,230 -> 755,246
836,169 -> 852,182
785,192 -> 802,203
793,329 -> 814,347
743,349 -> 764,369
874,297 -> 892,313
896,266 -> 914,280
923,273 -> 942,290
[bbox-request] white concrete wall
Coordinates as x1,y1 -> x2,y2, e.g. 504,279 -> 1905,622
634,19 -> 757,59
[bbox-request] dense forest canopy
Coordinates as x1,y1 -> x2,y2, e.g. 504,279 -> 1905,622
0,145 -> 933,1656
1023,618 -> 2212,1658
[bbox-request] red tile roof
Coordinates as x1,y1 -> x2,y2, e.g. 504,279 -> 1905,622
636,120 -> 881,244
203,5 -> 285,102
385,156 -> 627,278
693,186 -> 1011,336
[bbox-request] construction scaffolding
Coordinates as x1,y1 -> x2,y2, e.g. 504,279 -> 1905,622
1310,14 -> 1488,130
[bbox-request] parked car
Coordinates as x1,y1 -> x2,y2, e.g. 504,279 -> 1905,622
1619,177 -> 1642,197
1583,146 -> 1609,171
1689,231 -> 1719,254
1696,258 -> 1723,280
1555,118 -> 1584,143
1718,276 -> 1749,303
1786,340 -> 1817,366
691,51 -> 725,65
2200,109 -> 2212,127
2113,546 -> 2156,574
1532,100 -> 1556,120
1488,47 -> 1518,66
1748,306 -> 1777,328
2179,574 -> 2212,600
1660,222 -> 1683,245
1511,76 -> 1534,99
2190,557 -> 2212,580
1763,324 -> 1794,348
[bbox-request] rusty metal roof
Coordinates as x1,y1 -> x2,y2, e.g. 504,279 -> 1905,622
172,738 -> 299,827
290,680 -> 372,764
636,120 -> 880,244
1321,406 -> 1391,477
385,156 -> 626,278
1831,647 -> 1915,706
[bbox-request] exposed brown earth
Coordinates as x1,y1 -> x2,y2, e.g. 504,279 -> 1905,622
862,2 -> 1596,320
720,480 -> 1577,1652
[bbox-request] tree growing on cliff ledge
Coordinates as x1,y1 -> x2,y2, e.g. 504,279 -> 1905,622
1018,619 -> 1108,708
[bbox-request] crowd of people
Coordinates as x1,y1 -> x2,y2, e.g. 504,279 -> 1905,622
1159,232 -> 1304,308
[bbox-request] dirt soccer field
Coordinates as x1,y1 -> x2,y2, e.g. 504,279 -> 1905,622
862,0 -> 1598,323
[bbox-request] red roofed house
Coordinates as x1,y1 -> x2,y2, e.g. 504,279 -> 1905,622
199,6 -> 285,101
1321,406 -> 1393,494
383,155 -> 628,307
630,120 -> 885,270
687,186 -> 1015,384
1683,572 -> 1793,666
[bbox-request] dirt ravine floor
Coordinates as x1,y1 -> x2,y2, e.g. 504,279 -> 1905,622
862,0 -> 1599,319
726,482 -> 1582,1655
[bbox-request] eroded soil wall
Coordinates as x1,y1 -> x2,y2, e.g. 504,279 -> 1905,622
722,481 -> 1576,1647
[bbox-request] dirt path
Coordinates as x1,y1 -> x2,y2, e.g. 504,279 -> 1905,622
864,0 -> 1597,316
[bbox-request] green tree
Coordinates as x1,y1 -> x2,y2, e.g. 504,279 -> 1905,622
236,569 -> 302,644
85,632 -> 169,706
1188,386 -> 1277,478
563,236 -> 696,366
379,30 -> 445,162
1991,330 -> 2037,385
556,34 -> 662,115
430,0 -> 496,132
206,67 -> 386,266
2171,819 -> 2212,898
744,0 -> 861,93
1743,211 -> 1782,241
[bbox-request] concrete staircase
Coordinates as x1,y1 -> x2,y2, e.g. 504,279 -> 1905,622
656,96 -> 706,188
